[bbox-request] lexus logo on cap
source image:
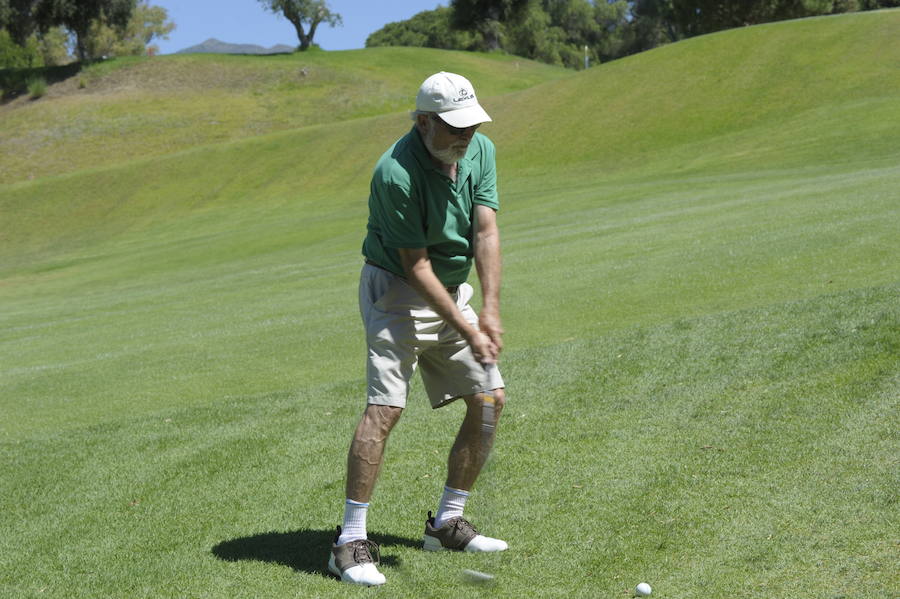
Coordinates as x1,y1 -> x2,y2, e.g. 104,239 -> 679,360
454,88 -> 475,103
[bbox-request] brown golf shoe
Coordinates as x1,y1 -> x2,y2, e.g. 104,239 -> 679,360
422,511 -> 508,552
327,527 -> 386,586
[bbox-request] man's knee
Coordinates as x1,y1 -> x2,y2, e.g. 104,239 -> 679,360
356,404 -> 403,440
463,388 -> 506,416
350,404 -> 403,467
490,388 -> 506,413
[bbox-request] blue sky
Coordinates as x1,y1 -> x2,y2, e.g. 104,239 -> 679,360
152,0 -> 446,54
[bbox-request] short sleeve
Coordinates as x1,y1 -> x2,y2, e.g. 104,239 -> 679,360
473,137 -> 498,210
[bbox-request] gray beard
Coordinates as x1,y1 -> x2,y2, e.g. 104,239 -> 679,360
424,122 -> 469,165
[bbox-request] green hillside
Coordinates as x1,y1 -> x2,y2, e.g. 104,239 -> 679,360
493,10 -> 900,178
1,10 -> 897,599
0,47 -> 571,184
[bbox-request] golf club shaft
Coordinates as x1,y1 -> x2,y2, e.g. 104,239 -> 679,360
481,363 -> 496,436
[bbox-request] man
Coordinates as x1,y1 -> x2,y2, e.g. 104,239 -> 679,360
327,72 -> 508,586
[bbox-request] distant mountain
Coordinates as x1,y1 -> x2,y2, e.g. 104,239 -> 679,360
176,38 -> 295,55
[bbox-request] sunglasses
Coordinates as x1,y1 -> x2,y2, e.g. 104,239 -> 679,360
430,114 -> 480,136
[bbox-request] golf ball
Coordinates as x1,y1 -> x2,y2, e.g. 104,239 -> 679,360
635,582 -> 652,596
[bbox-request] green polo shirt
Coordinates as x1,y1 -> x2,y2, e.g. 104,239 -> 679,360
362,126 -> 499,287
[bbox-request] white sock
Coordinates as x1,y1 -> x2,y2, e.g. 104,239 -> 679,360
337,499 -> 369,545
434,486 -> 469,528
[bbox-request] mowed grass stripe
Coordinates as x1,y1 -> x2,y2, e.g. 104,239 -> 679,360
2,161 -> 897,438
1,284 -> 895,597
501,163 -> 899,346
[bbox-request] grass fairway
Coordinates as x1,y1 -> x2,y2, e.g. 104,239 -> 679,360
2,10 -> 899,599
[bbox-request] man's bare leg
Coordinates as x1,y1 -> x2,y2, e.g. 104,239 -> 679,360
346,404 -> 403,503
424,389 -> 508,552
446,389 -> 505,491
330,404 -> 402,586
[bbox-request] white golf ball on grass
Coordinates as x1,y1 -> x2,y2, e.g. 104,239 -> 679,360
635,581 -> 652,596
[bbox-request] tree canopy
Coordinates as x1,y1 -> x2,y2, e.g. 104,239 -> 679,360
366,6 -> 479,51
257,0 -> 341,51
367,0 -> 900,69
1,0 -> 173,67
33,0 -> 136,61
83,0 -> 174,59
1,0 -> 42,45
451,0 -> 530,50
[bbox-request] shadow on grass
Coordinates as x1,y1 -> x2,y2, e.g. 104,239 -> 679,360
0,62 -> 83,102
212,529 -> 420,577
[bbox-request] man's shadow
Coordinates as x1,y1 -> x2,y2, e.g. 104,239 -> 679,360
212,529 -> 420,577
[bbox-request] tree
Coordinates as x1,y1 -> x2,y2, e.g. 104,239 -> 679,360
367,0 -> 632,69
451,0 -> 530,50
628,0 -> 681,51
258,0 -> 341,51
506,1 -> 566,65
659,0 -> 853,38
592,0 -> 631,62
1,0 -> 42,45
83,0 -> 173,58
505,0 -> 632,68
35,0 -> 136,61
0,27 -> 36,67
37,24 -> 68,64
366,6 -> 480,50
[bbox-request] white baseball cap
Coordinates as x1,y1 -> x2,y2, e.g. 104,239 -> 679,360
416,71 -> 492,128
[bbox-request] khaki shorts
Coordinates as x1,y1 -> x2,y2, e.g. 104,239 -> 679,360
360,263 -> 505,409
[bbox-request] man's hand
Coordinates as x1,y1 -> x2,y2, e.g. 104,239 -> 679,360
478,310 -> 504,357
467,330 -> 499,364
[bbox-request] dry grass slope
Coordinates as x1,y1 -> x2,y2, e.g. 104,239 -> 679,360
0,48 -> 570,184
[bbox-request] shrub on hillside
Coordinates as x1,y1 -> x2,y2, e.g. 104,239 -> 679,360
27,76 -> 47,99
